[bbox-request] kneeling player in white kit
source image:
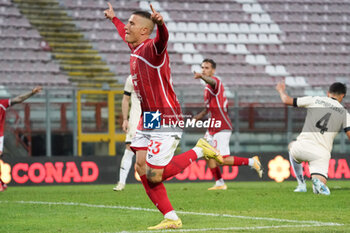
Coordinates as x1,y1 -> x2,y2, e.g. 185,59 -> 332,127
276,81 -> 350,195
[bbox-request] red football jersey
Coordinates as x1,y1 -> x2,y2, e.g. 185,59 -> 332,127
112,17 -> 183,129
0,99 -> 10,136
204,76 -> 232,135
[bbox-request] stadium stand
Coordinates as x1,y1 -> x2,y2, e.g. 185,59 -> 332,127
0,0 -> 349,91
3,0 -> 123,89
0,0 -> 70,87
1,0 -> 349,155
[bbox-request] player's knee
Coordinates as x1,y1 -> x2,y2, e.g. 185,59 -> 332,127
146,170 -> 163,183
147,175 -> 162,183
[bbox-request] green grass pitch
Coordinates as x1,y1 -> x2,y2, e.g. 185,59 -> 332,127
1,181 -> 349,232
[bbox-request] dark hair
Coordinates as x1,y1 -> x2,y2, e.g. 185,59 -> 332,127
202,58 -> 216,69
329,82 -> 347,96
132,11 -> 152,20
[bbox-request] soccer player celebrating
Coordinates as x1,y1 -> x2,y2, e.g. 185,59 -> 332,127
276,81 -> 350,195
104,3 -> 222,229
193,59 -> 263,190
0,86 -> 42,191
113,75 -> 141,191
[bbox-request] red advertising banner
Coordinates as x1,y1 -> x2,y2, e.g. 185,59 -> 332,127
0,153 -> 349,186
0,156 -> 116,186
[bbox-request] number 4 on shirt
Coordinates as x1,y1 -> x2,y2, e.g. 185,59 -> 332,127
316,112 -> 331,134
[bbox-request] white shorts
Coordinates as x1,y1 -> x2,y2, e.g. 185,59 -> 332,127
125,121 -> 137,143
0,136 -> 3,152
205,130 -> 231,157
289,140 -> 331,178
125,115 -> 140,143
130,129 -> 182,168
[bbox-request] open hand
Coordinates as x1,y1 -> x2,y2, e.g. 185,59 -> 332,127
122,119 -> 129,133
32,86 -> 42,94
275,80 -> 286,92
193,71 -> 203,79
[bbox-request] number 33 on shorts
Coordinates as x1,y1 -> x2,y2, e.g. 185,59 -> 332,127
148,140 -> 162,154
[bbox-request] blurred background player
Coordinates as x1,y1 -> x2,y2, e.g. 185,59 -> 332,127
0,86 -> 42,191
193,59 -> 263,190
276,81 -> 350,195
104,3 -> 222,229
113,75 -> 141,191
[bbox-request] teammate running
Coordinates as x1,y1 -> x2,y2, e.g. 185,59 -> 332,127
193,59 -> 263,190
0,86 -> 42,191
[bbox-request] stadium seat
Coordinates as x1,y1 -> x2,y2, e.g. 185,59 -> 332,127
184,43 -> 197,53
3,0 -> 348,103
198,22 -> 209,32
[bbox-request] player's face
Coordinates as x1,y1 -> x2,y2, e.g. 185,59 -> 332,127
124,15 -> 145,43
201,62 -> 215,77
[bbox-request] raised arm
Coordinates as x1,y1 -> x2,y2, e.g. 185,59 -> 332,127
276,81 -> 294,106
150,4 -> 168,55
11,86 -> 42,106
193,72 -> 216,89
104,2 -> 126,42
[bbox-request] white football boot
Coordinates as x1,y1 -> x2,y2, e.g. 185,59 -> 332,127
312,178 -> 330,195
294,183 -> 307,192
113,182 -> 125,191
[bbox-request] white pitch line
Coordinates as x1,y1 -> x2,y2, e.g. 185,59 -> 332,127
1,200 -> 344,229
117,224 -> 342,233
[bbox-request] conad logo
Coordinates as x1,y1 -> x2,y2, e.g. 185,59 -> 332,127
9,161 -> 99,184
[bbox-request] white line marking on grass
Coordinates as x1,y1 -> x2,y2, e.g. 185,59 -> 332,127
1,200 -> 344,231
116,224 -> 343,233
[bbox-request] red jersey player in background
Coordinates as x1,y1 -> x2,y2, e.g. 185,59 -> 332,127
193,59 -> 263,190
0,86 -> 42,191
104,3 -> 222,230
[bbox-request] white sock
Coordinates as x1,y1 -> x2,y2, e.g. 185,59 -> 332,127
248,158 -> 254,167
289,154 -> 305,185
192,147 -> 203,159
216,178 -> 225,186
118,149 -> 134,184
164,210 -> 179,220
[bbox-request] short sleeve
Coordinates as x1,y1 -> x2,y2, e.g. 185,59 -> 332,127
204,88 -> 210,109
124,75 -> 134,94
211,77 -> 220,95
0,99 -> 10,109
295,96 -> 314,108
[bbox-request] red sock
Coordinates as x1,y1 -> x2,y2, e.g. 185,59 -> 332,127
210,167 -> 222,181
162,149 -> 197,181
233,156 -> 249,166
140,175 -> 173,215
